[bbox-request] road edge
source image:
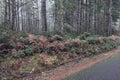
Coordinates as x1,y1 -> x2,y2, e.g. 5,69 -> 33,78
33,47 -> 120,80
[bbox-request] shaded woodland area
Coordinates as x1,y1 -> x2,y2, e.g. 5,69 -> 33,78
0,0 -> 120,35
1,0 -> 120,79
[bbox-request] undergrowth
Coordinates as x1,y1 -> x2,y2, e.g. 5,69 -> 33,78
0,27 -> 120,79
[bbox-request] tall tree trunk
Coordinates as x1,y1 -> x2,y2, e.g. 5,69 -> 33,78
4,0 -> 8,28
41,0 -> 47,32
11,0 -> 16,30
108,0 -> 113,35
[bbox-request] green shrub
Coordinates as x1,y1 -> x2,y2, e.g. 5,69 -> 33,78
77,33 -> 100,41
71,48 -> 78,54
16,32 -> 28,38
86,37 -> 98,44
13,51 -> 25,58
103,37 -> 110,43
13,47 -> 34,58
77,34 -> 87,40
20,38 -> 29,45
64,33 -> 76,39
24,47 -> 34,56
0,34 -> 10,43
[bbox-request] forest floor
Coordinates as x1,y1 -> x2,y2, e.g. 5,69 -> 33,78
1,29 -> 120,80
22,47 -> 120,80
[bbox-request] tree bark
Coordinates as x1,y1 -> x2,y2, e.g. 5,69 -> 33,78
41,0 -> 47,32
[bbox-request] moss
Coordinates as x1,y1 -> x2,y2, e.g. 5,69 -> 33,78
18,56 -> 41,73
2,57 -> 16,68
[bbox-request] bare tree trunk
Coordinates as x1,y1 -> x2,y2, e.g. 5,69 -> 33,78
41,0 -> 47,32
108,0 -> 113,35
11,0 -> 16,30
4,0 -> 8,28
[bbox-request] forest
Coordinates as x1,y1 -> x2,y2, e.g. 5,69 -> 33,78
0,0 -> 120,80
0,0 -> 120,35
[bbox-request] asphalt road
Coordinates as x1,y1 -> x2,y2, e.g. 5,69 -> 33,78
63,53 -> 120,80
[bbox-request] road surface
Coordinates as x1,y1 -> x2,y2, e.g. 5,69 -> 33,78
63,53 -> 120,80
